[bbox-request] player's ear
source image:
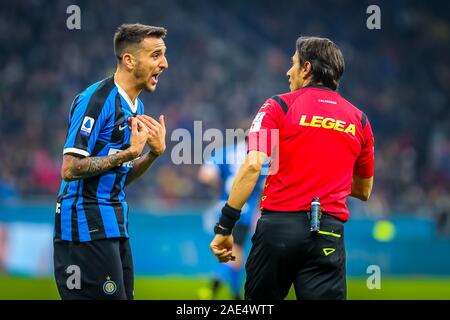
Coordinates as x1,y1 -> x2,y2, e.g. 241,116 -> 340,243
121,53 -> 135,70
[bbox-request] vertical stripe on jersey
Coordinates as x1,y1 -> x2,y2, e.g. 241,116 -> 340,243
91,139 -> 108,156
110,92 -> 127,236
76,180 -> 92,242
68,94 -> 81,121
111,172 -> 126,236
73,77 -> 115,152
64,94 -> 81,144
81,175 -> 106,239
111,93 -> 126,143
71,181 -> 81,241
96,172 -> 121,238
122,200 -> 129,237
60,198 -> 74,241
54,183 -> 69,238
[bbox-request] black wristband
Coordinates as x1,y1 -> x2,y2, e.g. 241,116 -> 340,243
218,203 -> 241,230
214,223 -> 232,235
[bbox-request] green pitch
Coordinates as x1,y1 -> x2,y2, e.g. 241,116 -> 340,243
0,275 -> 450,300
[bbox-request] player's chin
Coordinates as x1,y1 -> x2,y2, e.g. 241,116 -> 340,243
144,83 -> 157,92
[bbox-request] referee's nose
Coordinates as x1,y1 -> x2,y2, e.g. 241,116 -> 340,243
161,55 -> 169,69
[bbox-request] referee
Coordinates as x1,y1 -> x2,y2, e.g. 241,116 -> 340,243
210,36 -> 374,300
54,24 -> 168,299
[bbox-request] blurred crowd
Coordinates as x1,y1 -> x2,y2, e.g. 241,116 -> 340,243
0,0 -> 449,220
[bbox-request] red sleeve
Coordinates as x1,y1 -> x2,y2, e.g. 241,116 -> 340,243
247,98 -> 284,156
354,117 -> 375,178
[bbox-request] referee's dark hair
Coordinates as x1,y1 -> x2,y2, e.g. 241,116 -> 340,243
114,23 -> 167,61
296,36 -> 345,90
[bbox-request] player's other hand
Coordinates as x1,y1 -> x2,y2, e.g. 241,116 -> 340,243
210,234 -> 234,263
129,117 -> 149,158
136,114 -> 166,156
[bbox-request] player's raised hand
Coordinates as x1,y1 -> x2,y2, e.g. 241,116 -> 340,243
129,117 -> 149,158
210,234 -> 234,263
136,114 -> 166,156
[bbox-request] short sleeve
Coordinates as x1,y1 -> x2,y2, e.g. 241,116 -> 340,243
247,99 -> 284,157
63,95 -> 111,157
354,117 -> 375,178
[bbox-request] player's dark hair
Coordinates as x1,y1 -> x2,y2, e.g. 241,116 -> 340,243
114,23 -> 167,60
296,36 -> 345,90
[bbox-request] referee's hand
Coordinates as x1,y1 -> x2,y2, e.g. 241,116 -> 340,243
210,234 -> 234,263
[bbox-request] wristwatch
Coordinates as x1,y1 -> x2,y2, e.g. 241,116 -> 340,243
214,223 -> 232,235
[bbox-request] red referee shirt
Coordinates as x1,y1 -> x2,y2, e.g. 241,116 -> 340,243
248,85 -> 374,222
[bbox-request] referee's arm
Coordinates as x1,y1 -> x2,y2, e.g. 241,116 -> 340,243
227,150 -> 268,210
350,114 -> 375,201
350,176 -> 373,201
210,150 -> 267,263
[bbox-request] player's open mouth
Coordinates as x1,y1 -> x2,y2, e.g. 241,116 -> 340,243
151,73 -> 161,85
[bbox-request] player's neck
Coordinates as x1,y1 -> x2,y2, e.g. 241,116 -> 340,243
114,70 -> 141,103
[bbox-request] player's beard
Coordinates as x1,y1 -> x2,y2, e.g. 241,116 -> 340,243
133,62 -> 155,92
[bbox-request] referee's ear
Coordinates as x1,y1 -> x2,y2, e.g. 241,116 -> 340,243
301,61 -> 313,80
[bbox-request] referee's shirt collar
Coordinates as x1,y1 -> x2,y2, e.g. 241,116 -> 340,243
114,81 -> 138,113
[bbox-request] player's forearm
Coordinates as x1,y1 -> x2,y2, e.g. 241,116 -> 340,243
125,151 -> 159,186
61,150 -> 135,182
227,162 -> 262,210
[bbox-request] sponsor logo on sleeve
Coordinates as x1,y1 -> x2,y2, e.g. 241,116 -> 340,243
80,116 -> 95,136
249,112 -> 266,133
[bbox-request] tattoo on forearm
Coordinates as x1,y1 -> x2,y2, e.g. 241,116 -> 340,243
125,152 -> 158,186
64,150 -> 133,181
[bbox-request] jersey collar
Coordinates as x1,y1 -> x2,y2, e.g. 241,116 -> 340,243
302,83 -> 336,92
114,81 -> 138,113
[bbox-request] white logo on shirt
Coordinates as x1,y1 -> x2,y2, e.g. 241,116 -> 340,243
250,112 -> 266,133
318,98 -> 337,105
80,116 -> 95,136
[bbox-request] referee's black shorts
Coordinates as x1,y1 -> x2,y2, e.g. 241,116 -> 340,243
53,237 -> 134,300
244,211 -> 346,300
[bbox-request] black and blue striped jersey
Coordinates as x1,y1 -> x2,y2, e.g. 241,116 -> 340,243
54,76 -> 144,242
